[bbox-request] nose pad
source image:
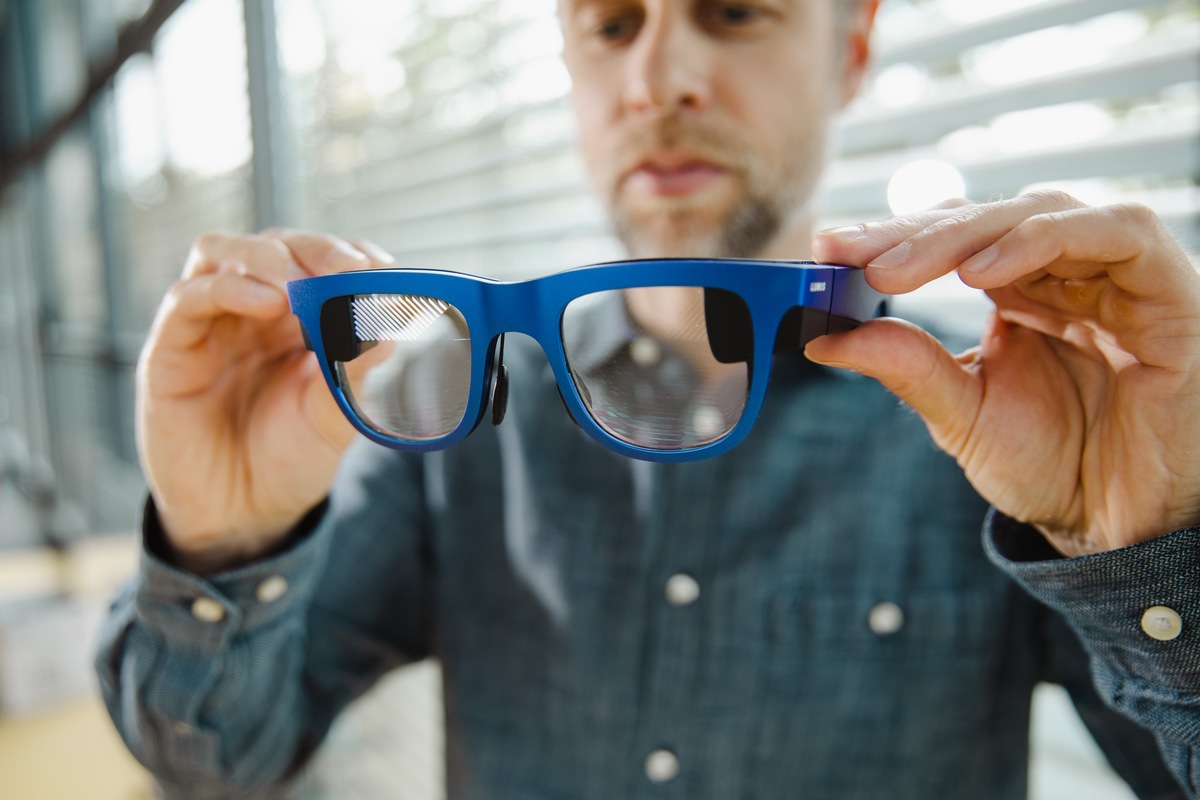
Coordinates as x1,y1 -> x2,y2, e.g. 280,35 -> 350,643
557,385 -> 581,429
490,334 -> 509,427
490,363 -> 509,427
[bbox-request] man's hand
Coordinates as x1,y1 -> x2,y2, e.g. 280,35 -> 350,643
808,191 -> 1200,557
137,230 -> 393,574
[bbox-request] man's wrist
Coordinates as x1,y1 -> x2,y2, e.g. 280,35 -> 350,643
146,496 -> 329,577
986,510 -> 1200,686
134,493 -> 332,650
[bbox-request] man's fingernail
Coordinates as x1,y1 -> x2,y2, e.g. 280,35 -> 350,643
960,244 -> 998,275
332,240 -> 370,264
819,225 -> 866,240
868,241 -> 911,270
356,240 -> 397,266
804,354 -> 861,373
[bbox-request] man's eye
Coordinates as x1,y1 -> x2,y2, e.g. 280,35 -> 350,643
589,14 -> 642,44
702,3 -> 765,29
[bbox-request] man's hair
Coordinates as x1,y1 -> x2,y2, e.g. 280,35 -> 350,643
831,0 -> 870,57
834,0 -> 867,30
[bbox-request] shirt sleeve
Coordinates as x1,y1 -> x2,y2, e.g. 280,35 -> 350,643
95,440 -> 434,800
985,510 -> 1200,798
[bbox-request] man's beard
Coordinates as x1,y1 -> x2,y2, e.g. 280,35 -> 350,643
613,194 -> 781,259
606,116 -> 822,259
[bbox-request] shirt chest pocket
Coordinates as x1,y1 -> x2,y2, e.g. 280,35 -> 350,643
738,586 -> 1032,798
758,588 -> 1011,746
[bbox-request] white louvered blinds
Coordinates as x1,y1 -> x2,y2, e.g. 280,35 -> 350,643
832,0 -> 1199,235
285,0 -> 1198,295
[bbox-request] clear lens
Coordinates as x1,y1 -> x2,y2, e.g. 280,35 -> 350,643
561,287 -> 751,450
326,293 -> 471,442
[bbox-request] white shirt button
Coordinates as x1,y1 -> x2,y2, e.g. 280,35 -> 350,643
644,749 -> 680,784
255,575 -> 289,604
1141,606 -> 1183,641
868,601 -> 905,636
690,405 -> 725,438
191,597 -> 226,623
630,336 -> 662,366
664,573 -> 701,607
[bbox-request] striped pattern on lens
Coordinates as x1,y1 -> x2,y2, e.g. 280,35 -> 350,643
336,293 -> 472,443
352,294 -> 453,342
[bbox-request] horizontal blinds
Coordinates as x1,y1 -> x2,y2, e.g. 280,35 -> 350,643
832,0 -> 1200,232
292,0 -> 1198,284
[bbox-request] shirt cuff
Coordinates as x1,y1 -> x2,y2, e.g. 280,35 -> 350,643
134,496 -> 330,653
984,509 -> 1200,690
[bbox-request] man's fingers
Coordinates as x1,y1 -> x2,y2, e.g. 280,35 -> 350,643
183,230 -> 393,307
813,203 -> 975,267
929,197 -> 974,211
815,193 -> 1197,308
152,272 -> 289,351
957,204 -> 1198,299
151,227 -> 391,402
804,318 -> 982,455
183,233 -> 297,287
349,238 -> 398,267
261,229 -> 378,276
814,192 -> 1091,294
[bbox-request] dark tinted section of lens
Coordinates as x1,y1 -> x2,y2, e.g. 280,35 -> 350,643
704,287 -> 755,363
561,287 -> 750,450
326,293 -> 471,442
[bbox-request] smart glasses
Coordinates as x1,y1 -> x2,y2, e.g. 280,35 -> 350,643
287,259 -> 888,462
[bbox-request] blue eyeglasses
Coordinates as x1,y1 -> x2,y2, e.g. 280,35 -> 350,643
287,258 -> 888,462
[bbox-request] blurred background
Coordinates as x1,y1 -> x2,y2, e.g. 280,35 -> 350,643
0,0 -> 1196,797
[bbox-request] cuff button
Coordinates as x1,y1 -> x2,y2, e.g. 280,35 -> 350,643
1140,606 -> 1182,641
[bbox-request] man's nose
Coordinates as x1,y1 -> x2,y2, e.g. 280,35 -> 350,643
622,15 -> 713,114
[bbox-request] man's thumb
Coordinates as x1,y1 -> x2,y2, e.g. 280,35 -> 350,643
804,317 -> 981,454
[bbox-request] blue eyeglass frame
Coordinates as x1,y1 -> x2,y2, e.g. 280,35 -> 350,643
286,258 -> 888,462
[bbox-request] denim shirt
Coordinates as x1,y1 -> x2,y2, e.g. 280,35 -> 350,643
96,342 -> 1193,799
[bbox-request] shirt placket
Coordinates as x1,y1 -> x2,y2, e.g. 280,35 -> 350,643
626,459 -> 716,797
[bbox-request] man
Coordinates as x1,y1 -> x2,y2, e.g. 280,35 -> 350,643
98,0 -> 1199,797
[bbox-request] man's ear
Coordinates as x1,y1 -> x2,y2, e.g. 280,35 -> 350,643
838,0 -> 880,109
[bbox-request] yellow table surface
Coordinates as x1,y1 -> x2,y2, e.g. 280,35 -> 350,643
0,695 -> 154,800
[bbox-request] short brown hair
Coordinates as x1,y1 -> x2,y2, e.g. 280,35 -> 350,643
834,0 -> 867,27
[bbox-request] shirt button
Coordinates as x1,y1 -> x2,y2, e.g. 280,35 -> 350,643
191,597 -> 226,623
255,575 -> 289,604
664,573 -> 701,607
868,601 -> 905,636
630,336 -> 662,366
690,405 -> 725,438
1141,606 -> 1183,641
644,748 -> 680,784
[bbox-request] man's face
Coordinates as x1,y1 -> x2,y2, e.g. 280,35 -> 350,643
560,0 -> 854,259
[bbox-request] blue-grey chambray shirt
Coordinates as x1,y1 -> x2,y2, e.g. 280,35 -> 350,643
97,339 -> 1194,800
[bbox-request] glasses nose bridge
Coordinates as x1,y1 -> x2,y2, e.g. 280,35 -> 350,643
484,279 -> 552,343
